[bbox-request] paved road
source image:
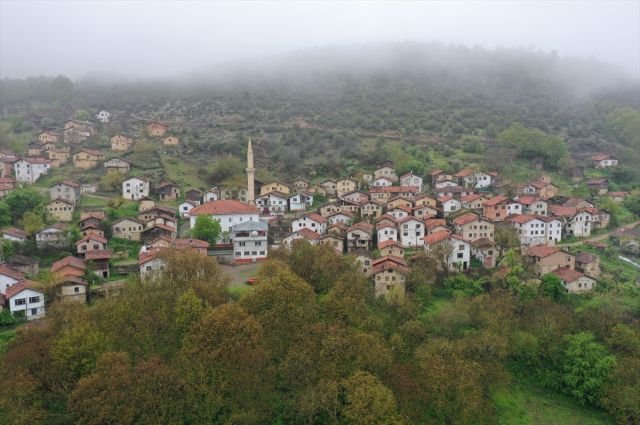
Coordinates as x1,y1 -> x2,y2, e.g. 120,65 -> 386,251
557,220 -> 640,247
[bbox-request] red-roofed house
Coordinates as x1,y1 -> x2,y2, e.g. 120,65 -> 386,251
398,216 -> 426,247
346,222 -> 375,251
372,255 -> 410,298
516,196 -> 548,216
372,176 -> 394,187
548,205 -> 592,237
147,121 -> 171,136
505,214 -> 562,244
438,196 -> 462,216
400,172 -> 423,191
15,157 -> 51,183
422,231 -> 472,270
189,200 -> 260,233
75,234 -> 108,254
608,192 -> 629,205
293,213 -> 328,235
587,178 -> 609,195
482,197 -> 522,221
50,180 -> 81,204
6,279 -> 45,320
51,256 -> 86,281
459,194 -> 489,211
387,205 -> 413,220
0,227 -> 27,241
328,210 -> 355,225
589,154 -> 618,169
378,240 -> 405,257
431,170 -> 454,186
369,186 -> 418,202
0,266 -> 24,295
551,267 -> 597,294
453,213 -> 495,242
524,245 -> 574,276
283,228 -> 321,246
455,168 -> 494,188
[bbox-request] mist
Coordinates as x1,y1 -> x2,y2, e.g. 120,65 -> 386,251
1,1 -> 639,80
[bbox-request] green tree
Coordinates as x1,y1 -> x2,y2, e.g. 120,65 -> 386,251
443,274 -> 484,297
341,371 -> 402,425
192,214 -> 221,246
540,273 -> 569,303
75,110 -> 90,121
100,172 -> 125,191
18,212 -> 43,237
50,321 -> 107,380
208,156 -> 244,184
0,187 -> 47,226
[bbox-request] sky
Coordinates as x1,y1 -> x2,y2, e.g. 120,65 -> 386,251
1,1 -> 639,80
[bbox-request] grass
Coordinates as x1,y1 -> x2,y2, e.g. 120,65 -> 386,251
493,383 -> 614,425
79,195 -> 110,207
0,329 -> 17,355
229,285 -> 253,300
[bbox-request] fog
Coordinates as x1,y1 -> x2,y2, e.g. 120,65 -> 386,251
1,1 -> 639,80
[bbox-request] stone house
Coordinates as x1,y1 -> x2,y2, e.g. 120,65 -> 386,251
51,256 -> 86,281
112,217 -> 145,240
572,166 -> 585,181
155,182 -> 180,201
104,157 -> 130,174
39,130 -> 62,143
185,189 -> 201,205
28,141 -> 52,156
318,234 -> 344,253
0,183 -> 12,200
80,224 -> 104,238
459,194 -> 489,211
73,150 -> 105,169
111,135 -> 133,151
308,184 -> 328,197
138,206 -> 177,222
372,256 -> 409,298
336,178 -> 358,195
582,207 -> 611,229
574,252 -> 601,278
524,245 -> 575,277
608,192 -> 629,205
141,224 -> 177,242
56,275 -> 87,303
75,234 -> 108,255
43,148 -> 70,167
353,249 -> 374,277
78,213 -> 108,229
35,223 -> 71,247
163,136 -> 179,145
425,220 -> 450,235
46,198 -> 75,221
50,181 -> 81,204
430,170 -> 454,186
64,127 -> 90,143
387,196 -> 413,210
283,228 -> 321,246
85,250 -> 111,278
341,190 -> 368,203
517,196 -> 548,216
5,255 -> 40,277
378,240 -> 405,257
453,213 -> 494,242
346,222 -> 375,251
369,186 -> 418,202
551,267 -> 597,294
328,223 -> 347,236
374,164 -> 397,181
414,194 -> 438,207
291,177 -> 310,191
589,154 -> 618,169
147,121 -> 171,137
587,178 -> 609,195
138,196 -> 155,212
319,179 -> 337,196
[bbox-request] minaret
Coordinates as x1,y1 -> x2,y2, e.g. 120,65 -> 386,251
246,137 -> 255,205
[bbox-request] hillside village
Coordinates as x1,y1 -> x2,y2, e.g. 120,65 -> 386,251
0,109 -> 639,321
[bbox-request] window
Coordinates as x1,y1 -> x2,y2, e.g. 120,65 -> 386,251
244,251 -> 250,256
235,252 -> 241,256
239,241 -> 246,247
255,241 -> 262,246
14,298 -> 26,306
459,245 -> 465,250
74,287 -> 79,293
31,308 -> 38,315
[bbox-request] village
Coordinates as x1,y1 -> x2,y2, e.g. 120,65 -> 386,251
0,111 -> 639,322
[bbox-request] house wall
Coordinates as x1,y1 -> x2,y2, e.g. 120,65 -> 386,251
361,202 -> 383,218
50,183 -> 81,204
74,155 -> 101,169
522,201 -> 548,216
10,288 -> 45,320
401,175 -> 423,189
377,227 -> 398,245
424,240 -> 471,270
189,212 -> 259,233
47,200 -> 74,221
203,192 -> 218,203
374,167 -> 398,181
483,202 -> 522,221
372,178 -> 393,187
292,217 -> 326,235
576,261 -> 600,278
400,220 -> 424,247
234,236 -> 268,263
336,179 -> 357,195
534,252 -> 575,276
379,245 -> 404,257
123,178 -> 149,199
140,258 -> 164,277
77,239 -> 107,253
456,220 -> 494,242
59,284 -> 86,302
260,182 -> 290,195
320,237 -> 344,253
15,161 -> 50,183
111,136 -> 133,151
157,186 -> 180,201
113,220 -> 144,240
374,269 -> 406,298
346,230 -> 372,251
53,265 -> 85,281
0,274 -> 20,295
564,276 -> 596,294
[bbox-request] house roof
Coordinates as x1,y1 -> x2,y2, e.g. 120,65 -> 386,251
435,186 -> 472,193
51,256 -> 86,272
587,178 -> 608,184
329,210 -> 355,219
400,172 -> 421,179
459,194 -> 485,203
155,182 -> 179,189
259,190 -> 290,200
375,214 -> 398,223
347,222 -> 374,234
138,255 -> 159,265
438,196 -> 458,203
376,223 -> 397,231
372,260 -> 410,276
590,154 -> 615,161
6,255 -> 40,266
75,233 -> 108,245
142,223 -> 175,233
85,249 -> 112,260
329,222 -> 348,230
548,205 -> 577,217
179,200 -> 198,207
430,169 -> 450,176
453,213 -> 481,225
609,191 -> 629,197
1,227 -> 27,239
112,216 -> 145,226
517,196 -> 543,205
611,226 -> 640,239
21,157 -> 51,164
76,149 -> 104,156
292,177 -> 310,183
378,239 -> 405,250
373,176 -> 394,182
66,119 -> 93,125
388,196 -> 412,204
49,197 -> 75,206
58,275 -> 88,285
79,213 -> 107,222
575,252 -> 600,264
293,227 -> 321,241
0,266 -> 23,281
551,267 -> 587,283
264,179 -> 292,188
51,180 -> 79,188
372,255 -> 407,267
422,230 -> 458,245
304,213 -> 329,224
6,279 -> 42,299
0,177 -> 17,184
369,186 -> 418,193
80,224 -> 101,231
398,215 -> 423,224
189,200 -> 260,216
472,238 -> 496,248
389,205 -> 413,214
105,157 -> 131,164
524,244 -> 561,258
455,168 -> 487,177
483,196 -> 509,206
125,175 -> 150,182
562,198 -> 592,208
0,185 -> 13,192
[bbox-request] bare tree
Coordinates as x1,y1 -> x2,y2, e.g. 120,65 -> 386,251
424,240 -> 456,280
494,223 -> 520,264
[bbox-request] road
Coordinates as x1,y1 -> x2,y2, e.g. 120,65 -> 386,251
556,220 -> 640,247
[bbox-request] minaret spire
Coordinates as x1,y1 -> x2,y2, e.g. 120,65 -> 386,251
246,137 -> 255,205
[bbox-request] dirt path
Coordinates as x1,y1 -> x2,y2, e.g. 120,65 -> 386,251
557,220 -> 640,247
222,262 -> 261,286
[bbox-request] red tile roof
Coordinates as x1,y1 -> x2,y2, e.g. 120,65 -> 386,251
329,222 -> 348,230
143,223 -> 176,233
422,230 -> 454,245
79,213 -> 108,222
155,182 -> 178,189
390,205 -> 413,214
75,234 -> 108,245
369,186 -> 418,194
517,196 -> 543,205
138,255 -> 159,265
438,196 -> 454,202
305,213 -> 329,224
329,210 -> 355,219
375,214 -> 398,223
376,223 -> 397,231
372,255 -> 407,267
430,169 -> 448,176
6,279 -> 42,299
435,186 -> 472,193
189,200 -> 260,215
0,266 -> 24,281
551,267 -> 584,283
575,252 -> 599,264
548,205 -> 577,217
52,256 -> 86,272
377,240 -> 405,250
347,222 -> 374,234
0,177 -> 17,184
453,213 -> 481,225
459,194 -> 485,203
77,149 -> 104,156
21,157 -> 51,164
85,249 -> 112,260
61,180 -> 80,187
455,168 -> 484,177
524,244 -> 561,258
587,178 -> 607,184
483,196 -> 509,206
608,192 -> 629,197
373,176 -> 395,182
1,227 -> 27,239
293,227 -> 321,241
590,154 -> 613,161
372,261 -> 410,275
174,238 -> 211,249
398,216 -> 423,224
49,197 -> 75,206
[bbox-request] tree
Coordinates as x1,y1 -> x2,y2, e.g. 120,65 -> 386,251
539,273 -> 569,303
602,357 -> 640,425
600,198 -> 620,216
100,172 -> 124,191
341,371 -> 402,425
623,196 -> 640,217
208,156 -> 244,184
493,223 -> 520,263
75,110 -> 90,121
50,321 -> 106,380
558,153 -> 576,177
443,274 -> 484,297
192,214 -> 221,246
17,212 -> 43,237
424,241 -> 456,279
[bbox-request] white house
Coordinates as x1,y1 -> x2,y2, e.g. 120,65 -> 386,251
203,189 -> 219,203
0,227 -> 28,242
434,179 -> 458,189
15,158 -> 51,183
283,228 -> 321,246
0,266 -> 24,295
551,267 -> 597,294
178,200 -> 197,218
400,172 -> 423,191
398,216 -> 425,247
455,169 -> 495,189
7,279 -> 45,320
122,176 -> 150,200
292,213 -> 328,235
438,196 -> 462,216
95,110 -> 115,123
376,223 -> 398,245
232,220 -> 268,263
35,223 -> 70,247
256,191 -> 289,213
548,206 -> 593,238
289,191 -> 313,211
328,210 -> 354,225
188,200 -> 260,234
372,176 -> 394,187
506,215 -> 562,245
387,206 -> 413,220
138,255 -> 164,278
422,230 -> 472,271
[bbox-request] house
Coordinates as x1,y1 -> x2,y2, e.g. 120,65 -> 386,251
260,180 -> 292,196
530,181 -> 559,198
548,205 -> 592,237
375,214 -> 399,229
82,184 -> 96,194
351,248 -> 373,276
459,194 -> 488,211
414,194 -> 438,207
5,255 -> 40,276
76,234 -> 108,255
0,150 -> 19,159
387,205 -> 413,220
360,199 -> 384,218
582,207 -> 611,229
111,135 -> 133,151
524,245 -> 574,277
318,234 -> 344,253
328,222 -> 347,236
562,198 -> 593,209
78,213 -> 108,229
0,266 -> 24,295
291,177 -> 310,191
147,121 -> 171,137
112,217 -> 145,240
398,216 -> 426,247
283,228 -> 321,246
64,119 -> 95,134
138,206 -> 176,222
137,196 -> 155,212
341,190 -> 368,203
482,197 -> 522,221
435,185 -> 474,199
412,204 -> 439,220
336,178 -> 358,195
51,256 -> 86,281
376,223 -> 398,245
292,213 -> 328,235
35,223 -> 69,248
232,220 -> 268,263
145,214 -> 178,229
589,154 -> 618,169
189,200 -> 260,233
378,240 -> 404,258
95,109 -> 116,123
455,169 -> 494,188
38,130 -> 62,143
28,141 -> 51,156
425,219 -> 449,235
123,176 -> 150,200
163,136 -> 179,145
178,200 -> 198,218
328,210 -> 355,225
185,189 -> 201,205
587,178 -> 609,195
348,169 -> 374,182
0,158 -> 18,178
85,250 -> 111,278
308,184 -> 328,197
46,198 -> 75,221
141,224 -> 177,242
43,148 -> 71,167
80,224 -> 104,238
505,214 -> 562,245
387,196 -> 413,210
0,227 -> 27,242
369,186 -> 418,202
608,192 -> 629,205
138,255 -> 165,277
430,170 -> 454,186
517,196 -> 548,216
320,179 -> 338,196
551,267 -> 597,294
50,181 -> 81,204
345,222 -> 375,251
400,172 -> 423,191
173,238 -> 210,256
422,230 -> 472,270
575,252 -> 601,278
372,176 -> 394,187
572,165 -> 585,181
289,191 -> 314,211
0,184 -> 13,200
471,238 -> 498,268
104,157 -> 130,174
372,256 -> 409,298
15,158 -> 51,183
63,126 -> 91,143
155,183 -> 180,201
6,279 -> 45,320
438,196 -> 462,216
374,164 -> 397,181
73,150 -> 105,169
0,177 -> 17,188
434,179 -> 458,190
453,214 -> 495,242
55,275 -> 87,303
203,189 -> 219,203
256,191 -> 289,214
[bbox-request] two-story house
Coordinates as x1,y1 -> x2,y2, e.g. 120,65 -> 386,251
155,182 -> 180,201
111,134 -> 134,151
524,245 -> 574,277
260,180 -> 291,196
336,177 -> 358,195
430,169 -> 454,186
589,154 -> 618,169
123,176 -> 150,200
374,161 -> 397,181
147,121 -> 171,136
104,157 -> 131,174
289,191 -> 313,211
371,176 -> 394,187
75,234 -> 108,255
283,228 -> 321,247
64,127 -> 91,143
378,240 -> 405,258
15,158 -> 51,183
482,197 -> 522,221
422,230 -> 472,271
292,213 -> 328,235
291,177 -> 310,191
517,196 -> 548,216
35,222 -> 70,247
112,216 -> 145,240
43,148 -> 71,167
455,169 -> 495,188
453,214 -> 495,242
398,216 -> 425,247
95,109 -> 117,123
38,130 -> 62,143
6,279 -> 45,320
400,172 -> 423,191
360,199 -> 384,218
188,200 -> 260,234
551,267 -> 597,294
376,223 -> 398,245
587,178 -> 609,195
256,191 -> 289,213
438,196 -> 462,216
46,198 -> 74,221
50,181 -> 81,204
505,214 -> 562,244
232,220 -> 268,263
372,255 -> 409,298
73,150 -> 105,169
346,222 -> 375,251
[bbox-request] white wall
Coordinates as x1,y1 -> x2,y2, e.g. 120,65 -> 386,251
377,227 -> 397,245
189,212 -> 259,232
9,288 -> 45,320
292,217 -> 327,235
400,219 -> 425,247
123,178 -> 149,200
0,274 -> 20,295
15,161 -> 50,183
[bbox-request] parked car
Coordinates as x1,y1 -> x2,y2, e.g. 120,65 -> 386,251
270,211 -> 284,216
247,278 -> 260,285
